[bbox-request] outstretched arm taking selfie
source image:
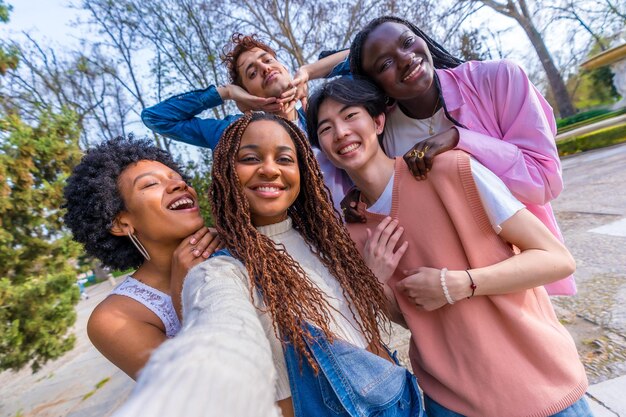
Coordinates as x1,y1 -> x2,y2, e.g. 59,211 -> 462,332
112,258 -> 281,417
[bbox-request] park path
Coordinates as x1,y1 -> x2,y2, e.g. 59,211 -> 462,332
0,283 -> 133,417
1,143 -> 625,417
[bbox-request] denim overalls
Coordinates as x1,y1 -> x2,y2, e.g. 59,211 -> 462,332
211,249 -> 424,417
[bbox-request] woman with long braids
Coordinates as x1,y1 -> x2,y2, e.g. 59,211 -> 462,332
111,113 -> 424,417
344,15 -> 574,296
306,77 -> 591,417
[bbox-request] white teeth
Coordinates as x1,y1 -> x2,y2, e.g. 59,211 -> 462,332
402,61 -> 422,82
168,198 -> 194,210
256,186 -> 282,192
338,143 -> 360,155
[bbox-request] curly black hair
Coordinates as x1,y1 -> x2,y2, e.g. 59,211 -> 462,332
63,135 -> 184,270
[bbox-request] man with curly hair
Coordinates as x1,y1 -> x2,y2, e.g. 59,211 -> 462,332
141,33 -> 351,207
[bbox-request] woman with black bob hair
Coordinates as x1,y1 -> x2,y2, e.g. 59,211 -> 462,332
63,135 -> 219,379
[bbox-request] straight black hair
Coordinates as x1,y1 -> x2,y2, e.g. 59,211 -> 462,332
306,78 -> 387,148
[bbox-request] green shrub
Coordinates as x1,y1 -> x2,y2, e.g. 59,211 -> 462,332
557,124 -> 626,156
557,108 -> 612,129
112,268 -> 134,278
556,108 -> 626,133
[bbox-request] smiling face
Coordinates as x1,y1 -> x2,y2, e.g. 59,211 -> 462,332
115,160 -> 204,243
361,21 -> 435,101
237,47 -> 293,98
235,120 -> 301,227
316,98 -> 385,174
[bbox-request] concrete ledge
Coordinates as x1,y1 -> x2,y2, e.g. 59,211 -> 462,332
587,375 -> 626,416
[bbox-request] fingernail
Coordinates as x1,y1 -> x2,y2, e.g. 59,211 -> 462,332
193,250 -> 200,256
190,238 -> 197,244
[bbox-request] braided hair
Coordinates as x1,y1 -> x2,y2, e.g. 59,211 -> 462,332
350,16 -> 466,128
212,113 -> 389,371
350,15 -> 463,76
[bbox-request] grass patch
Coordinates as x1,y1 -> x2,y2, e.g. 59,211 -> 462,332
556,107 -> 625,133
112,268 -> 134,278
557,123 -> 626,156
82,391 -> 95,401
81,377 -> 111,401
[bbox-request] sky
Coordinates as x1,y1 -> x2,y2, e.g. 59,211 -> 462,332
1,0 -> 168,144
1,0 -> 88,46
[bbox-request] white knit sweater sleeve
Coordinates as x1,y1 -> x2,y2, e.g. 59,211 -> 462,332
111,257 -> 281,417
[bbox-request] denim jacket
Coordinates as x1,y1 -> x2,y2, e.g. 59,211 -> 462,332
284,323 -> 424,417
141,60 -> 349,150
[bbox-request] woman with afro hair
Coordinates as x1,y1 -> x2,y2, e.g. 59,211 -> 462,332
63,135 -> 220,379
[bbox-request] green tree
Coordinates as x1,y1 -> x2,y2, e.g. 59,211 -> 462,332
568,40 -> 620,110
0,2 -> 84,372
0,109 -> 83,372
0,1 -> 18,75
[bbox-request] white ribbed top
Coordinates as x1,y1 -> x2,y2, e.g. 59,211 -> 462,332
111,217 -> 367,416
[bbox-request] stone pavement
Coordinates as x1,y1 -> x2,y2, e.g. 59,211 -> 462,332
1,143 -> 625,417
550,143 -> 626,416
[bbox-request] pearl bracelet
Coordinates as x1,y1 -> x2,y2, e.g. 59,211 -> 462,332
440,267 -> 455,305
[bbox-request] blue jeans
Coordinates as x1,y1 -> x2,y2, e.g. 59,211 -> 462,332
425,395 -> 594,417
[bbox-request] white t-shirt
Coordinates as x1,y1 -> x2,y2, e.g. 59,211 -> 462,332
368,106 -> 524,233
366,157 -> 524,234
383,106 -> 452,158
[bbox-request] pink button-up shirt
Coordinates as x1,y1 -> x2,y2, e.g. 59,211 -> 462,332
440,60 -> 574,295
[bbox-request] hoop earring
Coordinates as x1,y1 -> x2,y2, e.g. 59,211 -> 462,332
127,231 -> 151,261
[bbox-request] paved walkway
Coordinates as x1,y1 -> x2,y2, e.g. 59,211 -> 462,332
1,143 -> 625,416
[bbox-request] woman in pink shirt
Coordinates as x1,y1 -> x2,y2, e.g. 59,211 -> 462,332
347,16 -> 574,295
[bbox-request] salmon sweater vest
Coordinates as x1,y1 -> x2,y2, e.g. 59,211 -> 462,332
347,151 -> 587,417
